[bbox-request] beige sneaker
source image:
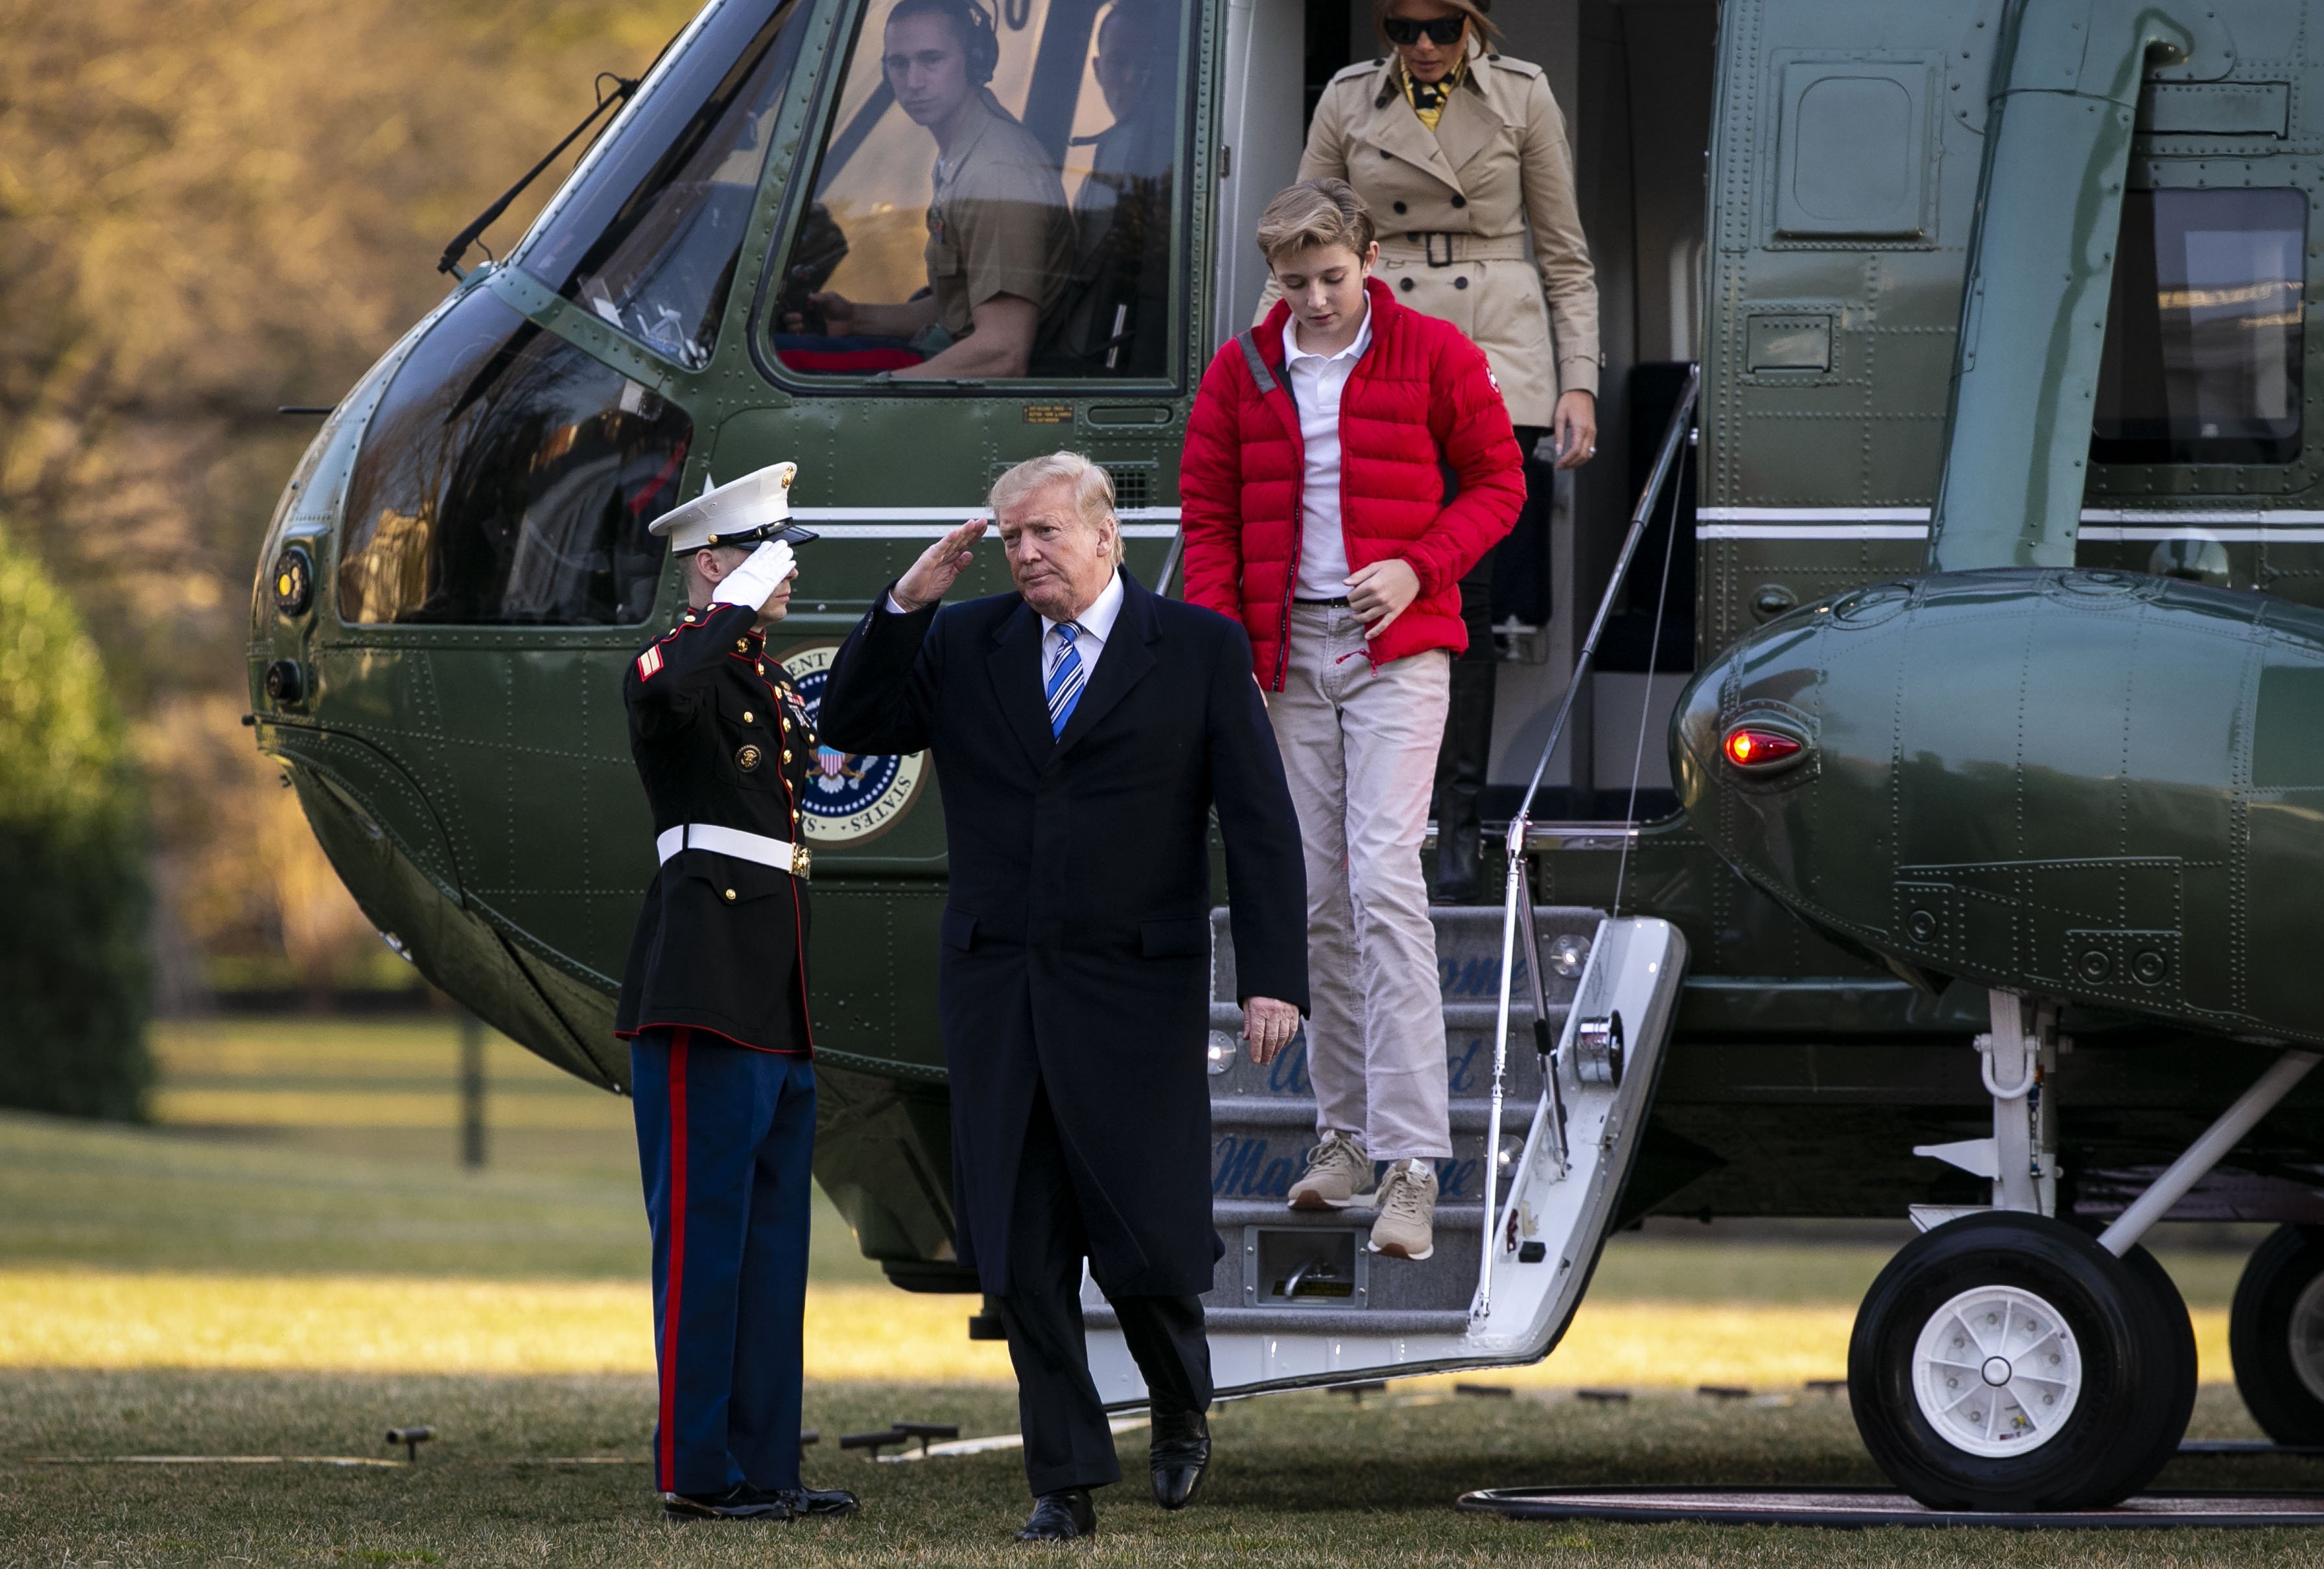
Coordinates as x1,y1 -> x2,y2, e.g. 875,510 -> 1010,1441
1285,1132 -> 1374,1210
1368,1159 -> 1439,1260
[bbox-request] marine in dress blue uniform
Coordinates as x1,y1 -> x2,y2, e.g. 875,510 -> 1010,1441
615,462 -> 856,1524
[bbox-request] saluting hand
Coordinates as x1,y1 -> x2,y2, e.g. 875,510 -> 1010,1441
893,518 -> 986,612
1241,995 -> 1301,1066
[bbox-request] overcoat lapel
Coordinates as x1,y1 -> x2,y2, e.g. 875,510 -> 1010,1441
1053,569 -> 1159,757
986,601 -> 1055,769
1432,65 -> 1501,181
1359,65 -> 1462,192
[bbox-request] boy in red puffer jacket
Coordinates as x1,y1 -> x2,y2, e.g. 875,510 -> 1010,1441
1181,178 -> 1525,1261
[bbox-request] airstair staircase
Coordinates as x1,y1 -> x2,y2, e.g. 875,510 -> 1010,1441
1082,903 -> 1688,1398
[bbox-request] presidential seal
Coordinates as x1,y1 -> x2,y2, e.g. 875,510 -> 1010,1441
777,643 -> 927,845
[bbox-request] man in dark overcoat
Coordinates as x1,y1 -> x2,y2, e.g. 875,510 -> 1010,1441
818,450 -> 1307,1541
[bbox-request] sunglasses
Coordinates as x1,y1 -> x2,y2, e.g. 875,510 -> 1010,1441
1383,15 -> 1468,47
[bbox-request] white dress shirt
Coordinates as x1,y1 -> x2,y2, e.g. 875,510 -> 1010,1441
1282,301 -> 1374,599
1039,566 -> 1123,696
885,565 -> 1123,703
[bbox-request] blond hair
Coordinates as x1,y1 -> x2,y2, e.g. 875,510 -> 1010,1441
1373,0 -> 1499,47
989,451 -> 1123,564
1255,178 -> 1376,268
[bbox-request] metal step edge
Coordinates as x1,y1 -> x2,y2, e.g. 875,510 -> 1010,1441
1212,1199 -> 1486,1231
1207,1003 -> 1569,1029
1210,1097 -> 1551,1128
1208,905 -> 1606,925
1088,1305 -> 1473,1336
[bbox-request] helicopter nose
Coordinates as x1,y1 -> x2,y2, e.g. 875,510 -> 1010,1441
329,286 -> 694,628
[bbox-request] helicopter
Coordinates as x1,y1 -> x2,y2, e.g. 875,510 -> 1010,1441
250,0 -> 2324,1513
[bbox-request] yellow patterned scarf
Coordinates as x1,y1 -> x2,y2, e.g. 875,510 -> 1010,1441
1400,54 -> 1469,132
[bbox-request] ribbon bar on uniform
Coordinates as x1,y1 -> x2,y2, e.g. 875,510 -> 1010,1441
656,822 -> 812,881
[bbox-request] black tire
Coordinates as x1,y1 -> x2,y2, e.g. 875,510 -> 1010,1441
2114,1240 -> 2200,1490
1848,1213 -> 2187,1511
2229,1224 -> 2324,1445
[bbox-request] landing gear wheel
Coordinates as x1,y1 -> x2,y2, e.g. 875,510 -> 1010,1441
1848,1213 -> 2191,1511
2115,1240 -> 2200,1485
2229,1225 -> 2324,1445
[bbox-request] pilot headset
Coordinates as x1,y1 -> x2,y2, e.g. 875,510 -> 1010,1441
893,0 -> 1002,86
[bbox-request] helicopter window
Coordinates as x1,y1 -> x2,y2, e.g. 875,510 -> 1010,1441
768,0 -> 1186,382
337,289 -> 692,627
2093,187 -> 2306,465
514,0 -> 808,371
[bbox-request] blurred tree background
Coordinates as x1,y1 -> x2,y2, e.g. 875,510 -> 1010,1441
0,0 -> 698,1012
0,524 -> 148,1115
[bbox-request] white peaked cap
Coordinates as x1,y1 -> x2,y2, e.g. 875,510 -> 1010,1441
650,461 -> 802,552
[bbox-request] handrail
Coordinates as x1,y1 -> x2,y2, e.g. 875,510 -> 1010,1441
1472,363 -> 1698,1324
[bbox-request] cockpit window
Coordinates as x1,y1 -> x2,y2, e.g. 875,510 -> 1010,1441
768,0 -> 1187,382
337,289 -> 691,626
515,0 -> 806,371
2093,187 -> 2306,465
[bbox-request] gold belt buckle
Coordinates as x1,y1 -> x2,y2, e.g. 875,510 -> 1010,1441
791,841 -> 813,881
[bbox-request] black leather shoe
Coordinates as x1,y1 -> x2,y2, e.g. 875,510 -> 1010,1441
778,1486 -> 860,1518
1149,1409 -> 1210,1510
1015,1487 -> 1096,1540
661,1481 -> 791,1519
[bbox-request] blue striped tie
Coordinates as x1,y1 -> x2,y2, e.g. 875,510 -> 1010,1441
1046,623 -> 1086,738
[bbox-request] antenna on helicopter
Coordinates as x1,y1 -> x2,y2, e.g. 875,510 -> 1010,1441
436,69 -> 645,279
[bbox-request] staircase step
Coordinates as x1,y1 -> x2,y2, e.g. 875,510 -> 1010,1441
1207,1001 -> 1565,1031
1208,905 -> 1607,1008
1211,1096 -> 1555,1130
1086,1305 -> 1473,1336
1211,1199 -> 1485,1231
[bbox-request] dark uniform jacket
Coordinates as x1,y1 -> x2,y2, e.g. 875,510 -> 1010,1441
817,568 -> 1308,1297
616,602 -> 817,1054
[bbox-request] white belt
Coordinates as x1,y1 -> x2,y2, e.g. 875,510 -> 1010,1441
657,823 -> 812,880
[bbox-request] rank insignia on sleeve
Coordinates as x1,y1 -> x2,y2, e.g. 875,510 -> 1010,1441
636,645 -> 664,680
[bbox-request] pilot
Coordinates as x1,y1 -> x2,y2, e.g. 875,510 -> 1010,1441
1048,0 -> 1180,373
1072,0 -> 1175,262
615,461 -> 856,1525
793,0 -> 1073,378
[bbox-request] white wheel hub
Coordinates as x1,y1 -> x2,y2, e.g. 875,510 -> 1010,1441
2290,1273 -> 2324,1405
1912,1284 -> 2083,1457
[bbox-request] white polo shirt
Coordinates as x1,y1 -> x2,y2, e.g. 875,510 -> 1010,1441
1282,302 -> 1374,600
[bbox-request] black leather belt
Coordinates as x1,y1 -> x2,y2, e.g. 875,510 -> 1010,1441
1292,596 -> 1352,607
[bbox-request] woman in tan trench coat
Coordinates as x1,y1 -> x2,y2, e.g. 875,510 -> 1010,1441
1264,0 -> 1601,901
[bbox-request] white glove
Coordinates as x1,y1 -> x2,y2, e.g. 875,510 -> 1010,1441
710,540 -> 796,612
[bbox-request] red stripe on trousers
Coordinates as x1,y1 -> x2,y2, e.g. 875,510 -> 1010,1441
659,1029 -> 690,1491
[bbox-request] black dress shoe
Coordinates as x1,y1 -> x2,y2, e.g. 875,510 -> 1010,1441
1149,1409 -> 1210,1510
661,1481 -> 791,1519
1015,1487 -> 1096,1540
778,1486 -> 860,1518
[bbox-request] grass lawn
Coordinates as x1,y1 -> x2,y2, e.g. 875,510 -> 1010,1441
3,1373 -> 2319,1566
0,1016 -> 2316,1563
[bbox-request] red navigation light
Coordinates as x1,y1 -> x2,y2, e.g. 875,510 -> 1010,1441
1724,726 -> 1803,769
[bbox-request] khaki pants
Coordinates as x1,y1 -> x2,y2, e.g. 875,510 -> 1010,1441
1268,604 -> 1452,1163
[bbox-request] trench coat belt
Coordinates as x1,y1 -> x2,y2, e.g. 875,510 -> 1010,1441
1378,233 -> 1531,268
656,822 -> 812,880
